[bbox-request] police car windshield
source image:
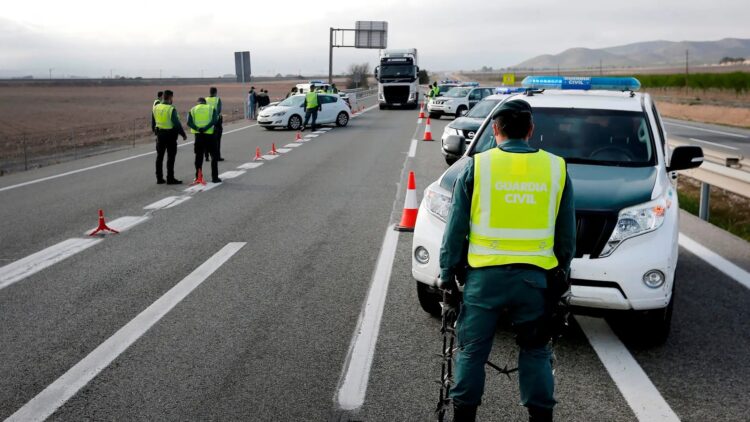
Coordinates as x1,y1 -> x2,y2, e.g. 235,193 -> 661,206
466,99 -> 501,118
444,87 -> 471,98
278,96 -> 305,107
474,108 -> 655,167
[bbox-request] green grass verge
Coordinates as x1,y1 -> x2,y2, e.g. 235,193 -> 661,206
677,186 -> 750,242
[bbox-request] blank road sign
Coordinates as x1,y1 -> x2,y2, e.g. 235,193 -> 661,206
355,21 -> 388,49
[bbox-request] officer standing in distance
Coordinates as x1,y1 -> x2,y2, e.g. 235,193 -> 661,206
205,87 -> 224,161
153,91 -> 163,107
151,89 -> 187,184
187,97 -> 220,183
301,85 -> 321,132
439,99 -> 576,422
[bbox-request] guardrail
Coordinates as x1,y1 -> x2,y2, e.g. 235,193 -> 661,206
342,88 -> 377,98
669,138 -> 750,220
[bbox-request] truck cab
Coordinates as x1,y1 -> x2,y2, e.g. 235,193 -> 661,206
375,49 -> 419,109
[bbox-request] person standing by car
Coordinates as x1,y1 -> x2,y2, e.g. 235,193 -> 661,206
187,97 -> 220,183
153,91 -> 163,107
151,90 -> 187,184
286,86 -> 298,98
247,87 -> 257,120
301,85 -> 321,132
438,99 -> 576,422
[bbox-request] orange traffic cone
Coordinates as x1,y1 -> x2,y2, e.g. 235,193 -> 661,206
89,209 -> 119,236
253,147 -> 264,161
268,143 -> 279,155
295,131 -> 303,142
190,168 -> 207,186
395,171 -> 419,232
418,100 -> 425,119
423,117 -> 434,141
351,105 -> 357,115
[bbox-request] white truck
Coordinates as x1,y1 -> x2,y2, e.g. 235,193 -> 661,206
375,48 -> 419,109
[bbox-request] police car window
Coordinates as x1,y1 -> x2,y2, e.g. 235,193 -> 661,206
469,90 -> 482,100
278,96 -> 304,107
320,95 -> 336,104
466,99 -> 500,118
444,87 -> 471,98
473,108 -> 655,167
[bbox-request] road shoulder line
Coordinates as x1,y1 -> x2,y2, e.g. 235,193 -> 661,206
679,234 -> 750,289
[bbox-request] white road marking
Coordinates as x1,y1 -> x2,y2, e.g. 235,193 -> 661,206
183,182 -> 220,193
5,242 -> 246,422
577,316 -> 680,422
85,215 -> 149,236
284,143 -> 302,148
312,130 -> 327,134
218,170 -> 246,180
143,196 -> 191,210
318,127 -> 332,132
237,162 -> 264,170
304,134 -> 319,138
679,234 -> 750,290
0,124 -> 257,194
0,238 -> 102,291
336,226 -> 400,410
687,137 -> 739,151
276,148 -> 292,153
408,139 -> 418,158
224,124 -> 258,134
665,121 -> 749,139
261,154 -> 279,160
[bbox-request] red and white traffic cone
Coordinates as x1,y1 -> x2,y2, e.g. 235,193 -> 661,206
89,209 -> 119,236
268,143 -> 279,155
418,100 -> 425,120
395,171 -> 419,232
190,168 -> 207,186
423,117 -> 434,141
253,147 -> 264,161
295,131 -> 303,142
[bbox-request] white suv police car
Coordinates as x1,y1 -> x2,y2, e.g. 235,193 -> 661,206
428,86 -> 495,119
412,76 -> 704,344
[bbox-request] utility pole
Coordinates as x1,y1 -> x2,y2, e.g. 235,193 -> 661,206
685,49 -> 689,95
110,69 -> 114,79
48,68 -> 53,80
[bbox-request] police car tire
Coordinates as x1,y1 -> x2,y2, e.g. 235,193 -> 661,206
416,281 -> 442,318
635,290 -> 674,346
455,106 -> 467,117
336,112 -> 349,127
288,115 -> 302,130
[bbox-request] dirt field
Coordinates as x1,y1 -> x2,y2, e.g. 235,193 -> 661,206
655,101 -> 750,128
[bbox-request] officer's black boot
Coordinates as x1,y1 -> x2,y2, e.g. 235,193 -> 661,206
528,406 -> 552,422
452,403 -> 477,422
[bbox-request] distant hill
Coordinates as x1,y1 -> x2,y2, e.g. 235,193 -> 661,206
515,38 -> 750,69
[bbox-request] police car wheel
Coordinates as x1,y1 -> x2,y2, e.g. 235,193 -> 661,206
288,115 -> 302,130
416,281 -> 442,318
336,112 -> 349,127
456,106 -> 467,117
635,290 -> 674,346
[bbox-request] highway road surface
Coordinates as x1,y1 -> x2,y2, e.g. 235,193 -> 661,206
1,96 -> 749,421
664,117 -> 750,157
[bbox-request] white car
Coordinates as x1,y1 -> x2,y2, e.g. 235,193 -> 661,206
257,94 -> 351,130
412,76 -> 704,344
428,86 -> 495,118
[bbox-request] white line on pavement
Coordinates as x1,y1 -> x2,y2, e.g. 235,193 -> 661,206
237,162 -> 264,170
408,139 -> 418,158
218,170 -> 246,180
284,143 -> 302,148
183,182 -> 221,193
688,138 -> 739,151
679,234 -> 750,290
336,226 -> 400,410
143,196 -> 191,210
85,215 -> 149,236
665,121 -> 748,139
261,154 -> 279,160
304,134 -> 319,138
276,148 -> 292,153
4,242 -> 246,422
0,124 -> 257,194
224,124 -> 258,134
0,238 -> 103,291
577,316 -> 680,422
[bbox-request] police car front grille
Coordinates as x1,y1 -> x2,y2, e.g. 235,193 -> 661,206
575,211 -> 617,259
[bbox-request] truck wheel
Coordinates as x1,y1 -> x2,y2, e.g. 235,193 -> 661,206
417,281 -> 442,318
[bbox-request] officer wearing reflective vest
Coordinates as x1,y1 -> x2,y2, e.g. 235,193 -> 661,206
187,97 -> 220,183
301,86 -> 321,132
439,99 -> 576,422
205,87 -> 224,162
151,90 -> 187,184
153,91 -> 163,107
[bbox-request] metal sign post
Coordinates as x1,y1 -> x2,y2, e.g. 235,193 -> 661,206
328,21 -> 388,84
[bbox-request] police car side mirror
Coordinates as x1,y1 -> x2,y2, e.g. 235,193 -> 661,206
443,135 -> 466,156
667,146 -> 704,172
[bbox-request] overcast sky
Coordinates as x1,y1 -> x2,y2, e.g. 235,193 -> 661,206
2,0 -> 749,78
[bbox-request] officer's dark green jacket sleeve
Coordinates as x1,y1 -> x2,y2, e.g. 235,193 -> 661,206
187,112 -> 197,131
553,171 -> 576,271
216,98 -> 222,114
171,108 -> 186,137
439,158 -> 474,282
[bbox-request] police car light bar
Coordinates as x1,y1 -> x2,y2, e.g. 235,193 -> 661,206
461,82 -> 480,87
521,76 -> 641,91
495,87 -> 527,95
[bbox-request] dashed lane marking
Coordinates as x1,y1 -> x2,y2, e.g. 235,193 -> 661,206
85,215 -> 149,236
679,234 -> 750,290
183,182 -> 220,193
261,154 -> 279,160
577,316 -> 680,422
276,148 -> 292,153
688,137 -> 739,151
0,238 -> 102,291
143,196 -> 191,210
218,170 -> 246,180
5,242 -> 247,422
408,139 -> 418,158
237,162 -> 264,170
664,121 -> 749,139
304,134 -> 319,138
284,143 -> 302,148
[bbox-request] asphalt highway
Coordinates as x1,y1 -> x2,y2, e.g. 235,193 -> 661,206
664,118 -> 750,157
1,98 -> 749,421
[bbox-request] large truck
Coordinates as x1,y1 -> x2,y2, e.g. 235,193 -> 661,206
375,48 -> 419,109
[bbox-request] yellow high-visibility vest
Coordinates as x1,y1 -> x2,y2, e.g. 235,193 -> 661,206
205,96 -> 219,109
189,104 -> 215,135
305,92 -> 319,109
153,103 -> 175,130
468,148 -> 566,270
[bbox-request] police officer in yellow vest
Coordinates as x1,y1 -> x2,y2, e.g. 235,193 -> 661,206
439,99 -> 576,422
187,97 -> 220,183
151,90 -> 187,184
205,87 -> 224,162
301,85 -> 322,132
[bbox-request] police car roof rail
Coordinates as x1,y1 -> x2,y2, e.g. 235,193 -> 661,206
523,88 -> 545,97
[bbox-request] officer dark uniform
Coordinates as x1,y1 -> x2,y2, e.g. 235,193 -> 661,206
187,97 -> 220,183
439,99 -> 576,422
151,90 -> 187,184
205,87 -> 224,162
301,86 -> 321,132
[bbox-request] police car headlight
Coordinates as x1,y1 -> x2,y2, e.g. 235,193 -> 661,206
443,126 -> 460,138
272,112 -> 286,117
425,186 -> 452,222
600,196 -> 667,257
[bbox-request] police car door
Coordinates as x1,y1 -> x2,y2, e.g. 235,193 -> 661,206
468,88 -> 483,110
318,95 -> 336,123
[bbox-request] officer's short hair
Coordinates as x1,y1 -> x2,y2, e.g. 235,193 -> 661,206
157,91 -> 163,98
163,90 -> 174,98
209,87 -> 217,95
197,97 -> 206,103
493,99 -> 533,139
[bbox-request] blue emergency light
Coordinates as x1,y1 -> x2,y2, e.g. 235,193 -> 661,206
521,76 -> 641,91
461,82 -> 480,87
495,87 -> 527,95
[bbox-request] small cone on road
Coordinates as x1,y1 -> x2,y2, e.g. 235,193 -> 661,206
418,100 -> 425,119
253,147 -> 264,161
268,143 -> 279,155
295,131 -> 303,142
89,209 -> 119,236
190,168 -> 207,186
395,171 -> 419,232
423,117 -> 434,141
